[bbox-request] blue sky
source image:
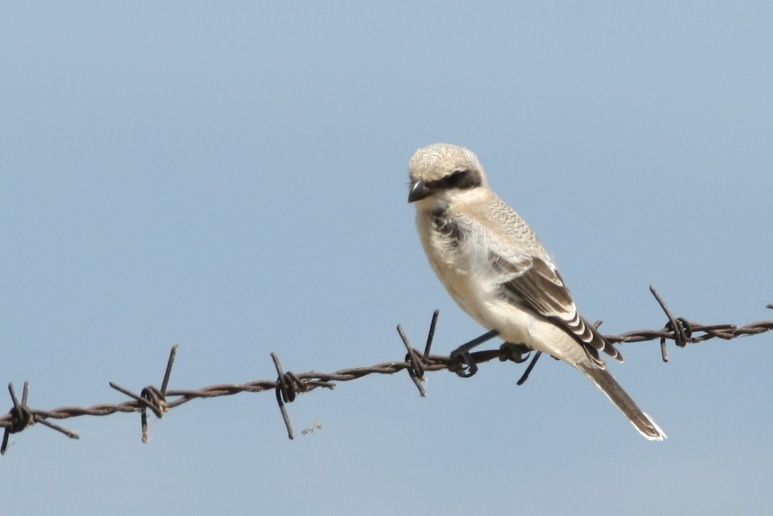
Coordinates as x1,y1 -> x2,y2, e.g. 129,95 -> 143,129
2,2 -> 772,514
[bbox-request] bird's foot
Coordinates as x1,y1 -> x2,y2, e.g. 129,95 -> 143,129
498,342 -> 532,364
448,329 -> 500,378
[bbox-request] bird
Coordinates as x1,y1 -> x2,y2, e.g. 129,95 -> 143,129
407,143 -> 665,440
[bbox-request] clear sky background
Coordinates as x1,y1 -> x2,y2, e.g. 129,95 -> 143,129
2,2 -> 772,515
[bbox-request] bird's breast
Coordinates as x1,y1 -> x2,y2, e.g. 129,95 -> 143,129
418,211 -> 506,327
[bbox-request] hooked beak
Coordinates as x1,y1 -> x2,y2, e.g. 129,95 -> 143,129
408,180 -> 432,203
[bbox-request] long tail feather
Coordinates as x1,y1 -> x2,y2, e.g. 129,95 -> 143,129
578,364 -> 666,441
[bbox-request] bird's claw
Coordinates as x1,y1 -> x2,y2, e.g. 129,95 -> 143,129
449,348 -> 479,378
499,342 -> 532,363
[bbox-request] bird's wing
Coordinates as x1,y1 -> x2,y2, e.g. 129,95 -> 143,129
476,199 -> 622,364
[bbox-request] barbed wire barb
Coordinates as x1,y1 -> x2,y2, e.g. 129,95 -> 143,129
1,286 -> 772,455
106,344 -> 178,443
649,285 -> 686,361
396,324 -> 427,396
423,309 -> 440,357
1,381 -> 79,455
271,352 -> 295,440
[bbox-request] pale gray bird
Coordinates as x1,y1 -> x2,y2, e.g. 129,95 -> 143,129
408,143 -> 665,440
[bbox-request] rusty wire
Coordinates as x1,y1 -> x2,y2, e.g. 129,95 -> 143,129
2,286 -> 772,455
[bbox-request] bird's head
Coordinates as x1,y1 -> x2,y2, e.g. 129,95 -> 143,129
407,143 -> 489,207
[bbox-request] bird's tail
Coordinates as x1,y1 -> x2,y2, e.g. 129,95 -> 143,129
578,364 -> 666,441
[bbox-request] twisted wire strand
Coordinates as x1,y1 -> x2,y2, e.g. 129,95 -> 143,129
2,287 -> 771,454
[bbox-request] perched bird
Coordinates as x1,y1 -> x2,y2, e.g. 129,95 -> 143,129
408,143 -> 665,440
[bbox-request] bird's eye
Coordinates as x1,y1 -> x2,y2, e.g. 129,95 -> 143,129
446,169 -> 470,188
443,169 -> 481,190
424,169 -> 481,192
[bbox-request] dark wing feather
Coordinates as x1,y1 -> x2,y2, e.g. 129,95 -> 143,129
491,253 -> 622,365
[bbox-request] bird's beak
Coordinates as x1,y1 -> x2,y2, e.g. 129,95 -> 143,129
408,180 -> 432,203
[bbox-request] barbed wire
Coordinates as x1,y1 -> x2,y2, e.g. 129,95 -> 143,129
2,286 -> 772,454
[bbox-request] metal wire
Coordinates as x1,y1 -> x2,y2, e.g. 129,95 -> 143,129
2,286 -> 771,454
